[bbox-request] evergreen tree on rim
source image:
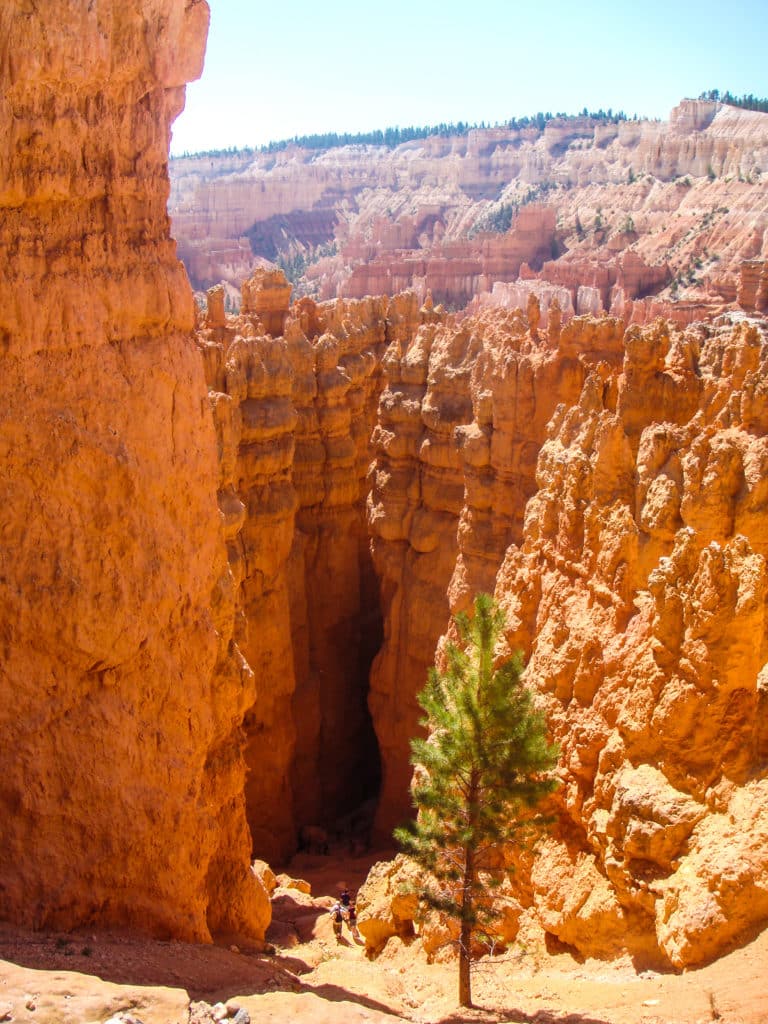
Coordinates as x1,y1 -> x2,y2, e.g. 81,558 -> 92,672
395,593 -> 559,1008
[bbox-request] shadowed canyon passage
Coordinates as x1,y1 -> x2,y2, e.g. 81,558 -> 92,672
198,274 -> 557,863
198,277 -> 510,862
197,277 -> 395,863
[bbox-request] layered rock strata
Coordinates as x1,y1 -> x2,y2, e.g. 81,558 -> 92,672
285,294 -> 403,835
739,259 -> 768,313
338,205 -> 557,308
5,3 -> 767,972
367,305 -> 628,835
498,313 -> 768,968
170,101 -> 768,319
195,274 -> 425,860
362,307 -> 768,969
0,0 -> 269,941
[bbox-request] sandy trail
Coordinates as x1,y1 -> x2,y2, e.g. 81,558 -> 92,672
0,844 -> 765,1023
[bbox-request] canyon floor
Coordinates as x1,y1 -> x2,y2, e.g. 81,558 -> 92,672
0,844 -> 765,1024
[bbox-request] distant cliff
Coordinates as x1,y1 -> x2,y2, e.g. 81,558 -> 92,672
170,102 -> 768,322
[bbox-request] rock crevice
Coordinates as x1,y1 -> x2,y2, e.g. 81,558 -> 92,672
196,276 -> 431,860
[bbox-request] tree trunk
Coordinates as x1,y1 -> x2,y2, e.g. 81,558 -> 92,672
458,911 -> 473,1007
459,773 -> 479,1008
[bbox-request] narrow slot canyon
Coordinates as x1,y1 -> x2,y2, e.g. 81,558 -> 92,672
202,273 -> 603,864
284,516 -> 384,846
199,277 -> 403,864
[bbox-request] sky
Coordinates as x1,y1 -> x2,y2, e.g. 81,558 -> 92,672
170,0 -> 768,156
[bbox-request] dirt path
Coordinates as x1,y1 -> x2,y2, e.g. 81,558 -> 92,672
0,845 -> 766,1023
263,846 -> 768,1024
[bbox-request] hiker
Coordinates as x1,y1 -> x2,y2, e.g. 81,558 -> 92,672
330,901 -> 345,941
347,902 -> 361,941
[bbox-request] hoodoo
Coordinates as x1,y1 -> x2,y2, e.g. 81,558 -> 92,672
0,0 -> 268,941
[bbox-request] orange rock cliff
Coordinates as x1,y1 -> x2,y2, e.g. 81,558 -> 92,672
3,0 -> 768,977
367,307 -> 768,969
169,101 -> 768,325
194,267 -> 768,968
0,0 -> 268,941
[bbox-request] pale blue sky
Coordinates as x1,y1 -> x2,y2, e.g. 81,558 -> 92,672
170,0 -> 768,155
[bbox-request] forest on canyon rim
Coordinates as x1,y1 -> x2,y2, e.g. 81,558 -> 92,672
2,1 -> 768,1022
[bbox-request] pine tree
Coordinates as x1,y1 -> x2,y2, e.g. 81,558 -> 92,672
395,593 -> 559,1008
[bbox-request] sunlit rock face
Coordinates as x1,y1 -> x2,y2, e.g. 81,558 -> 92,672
4,1 -> 767,973
496,314 -> 768,967
170,100 -> 768,325
216,288 -> 766,970
0,0 -> 269,942
359,308 -> 768,970
195,274 -> 428,861
128,238 -> 768,970
366,306 -> 627,837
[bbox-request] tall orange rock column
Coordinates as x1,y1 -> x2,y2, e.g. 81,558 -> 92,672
449,311 -> 626,611
197,284 -> 301,863
286,297 -> 390,830
0,1 -> 268,941
366,307 -> 630,837
230,328 -> 299,862
494,316 -> 768,967
368,301 -> 478,837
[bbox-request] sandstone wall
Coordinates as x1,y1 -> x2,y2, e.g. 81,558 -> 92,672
362,306 -> 768,969
366,306 -> 630,836
286,295 -> 393,833
196,276 -> 426,861
367,310 -> 475,835
169,102 -> 768,322
199,273 -> 768,969
494,314 -> 768,967
0,0 -> 270,942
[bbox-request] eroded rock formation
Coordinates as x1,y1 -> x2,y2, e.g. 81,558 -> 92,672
337,205 -> 557,308
5,0 -> 768,978
170,101 -> 768,322
498,314 -> 768,968
195,273 -> 429,861
366,306 -> 630,835
359,307 -> 768,969
739,259 -> 768,313
0,0 -> 269,942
